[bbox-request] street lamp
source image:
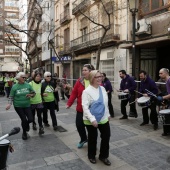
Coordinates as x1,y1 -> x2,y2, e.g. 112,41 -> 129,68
128,0 -> 139,77
25,59 -> 28,74
49,40 -> 54,74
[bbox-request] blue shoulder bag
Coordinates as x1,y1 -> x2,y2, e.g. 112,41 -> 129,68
89,86 -> 105,122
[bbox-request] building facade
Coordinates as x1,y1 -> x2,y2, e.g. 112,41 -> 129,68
0,0 -> 22,73
120,0 -> 170,81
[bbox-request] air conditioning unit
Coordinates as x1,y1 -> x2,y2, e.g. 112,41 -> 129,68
135,19 -> 151,36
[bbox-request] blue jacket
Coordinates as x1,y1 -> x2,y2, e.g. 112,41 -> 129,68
139,76 -> 158,97
102,78 -> 113,93
120,74 -> 137,93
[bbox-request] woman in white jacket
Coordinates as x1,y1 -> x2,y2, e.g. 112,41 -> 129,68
82,70 -> 111,166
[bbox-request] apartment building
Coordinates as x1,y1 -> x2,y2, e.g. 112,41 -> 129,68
0,0 -> 22,73
120,0 -> 170,81
27,0 -> 44,72
41,0 -> 55,74
54,0 -> 129,87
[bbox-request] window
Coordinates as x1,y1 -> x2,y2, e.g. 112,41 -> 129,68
81,27 -> 88,42
140,0 -> 170,15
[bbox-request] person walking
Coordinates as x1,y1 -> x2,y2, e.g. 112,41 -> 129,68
82,70 -> 111,165
101,73 -> 114,117
4,74 -> 11,98
41,72 -> 58,131
157,68 -> 170,135
29,72 -> 44,135
138,70 -> 158,130
118,70 -> 138,119
6,72 -> 35,140
66,64 -> 95,148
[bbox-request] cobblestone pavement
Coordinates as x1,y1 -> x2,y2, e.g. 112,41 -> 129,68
0,95 -> 170,170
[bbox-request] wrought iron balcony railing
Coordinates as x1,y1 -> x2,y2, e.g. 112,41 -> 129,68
58,43 -> 71,55
71,26 -> 120,51
60,9 -> 70,24
72,0 -> 90,15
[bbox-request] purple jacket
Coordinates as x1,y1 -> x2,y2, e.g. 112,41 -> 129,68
120,74 -> 137,93
102,78 -> 113,93
139,76 -> 158,96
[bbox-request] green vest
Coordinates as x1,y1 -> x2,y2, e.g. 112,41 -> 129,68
29,81 -> 42,104
43,85 -> 55,102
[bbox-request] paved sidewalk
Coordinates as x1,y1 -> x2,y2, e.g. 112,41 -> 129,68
0,95 -> 170,170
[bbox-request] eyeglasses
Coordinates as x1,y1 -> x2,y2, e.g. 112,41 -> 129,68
46,76 -> 51,77
21,77 -> 26,79
94,76 -> 102,79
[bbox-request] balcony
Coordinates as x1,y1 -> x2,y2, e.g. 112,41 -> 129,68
60,9 -> 71,25
72,0 -> 90,15
64,0 -> 69,6
58,43 -> 71,55
71,26 -> 120,51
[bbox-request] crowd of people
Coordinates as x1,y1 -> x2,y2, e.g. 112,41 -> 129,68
2,65 -> 170,166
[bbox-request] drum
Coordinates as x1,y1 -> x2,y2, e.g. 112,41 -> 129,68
118,92 -> 129,100
0,139 -> 10,170
137,96 -> 150,108
159,109 -> 170,125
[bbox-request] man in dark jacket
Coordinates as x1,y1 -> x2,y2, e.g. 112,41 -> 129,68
139,70 -> 158,130
119,70 -> 138,119
101,73 -> 114,117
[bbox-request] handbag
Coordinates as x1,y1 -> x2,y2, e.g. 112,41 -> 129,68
89,86 -> 105,122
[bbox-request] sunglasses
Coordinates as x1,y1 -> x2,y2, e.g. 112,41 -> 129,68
21,77 -> 26,79
46,76 -> 51,77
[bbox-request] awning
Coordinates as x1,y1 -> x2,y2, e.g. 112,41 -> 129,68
119,35 -> 170,49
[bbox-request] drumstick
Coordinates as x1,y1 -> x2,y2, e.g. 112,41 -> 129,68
145,89 -> 157,98
134,90 -> 143,96
129,101 -> 136,105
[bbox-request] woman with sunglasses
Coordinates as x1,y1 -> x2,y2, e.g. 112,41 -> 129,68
66,64 -> 95,148
6,72 -> 35,140
82,70 -> 111,165
41,72 -> 58,131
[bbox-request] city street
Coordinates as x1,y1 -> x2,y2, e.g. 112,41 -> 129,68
0,95 -> 170,170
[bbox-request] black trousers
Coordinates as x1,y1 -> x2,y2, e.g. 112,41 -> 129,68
43,101 -> 57,127
5,87 -> 10,98
32,108 -> 43,127
76,112 -> 87,142
108,93 -> 114,117
142,102 -> 158,125
14,107 -> 33,133
121,94 -> 137,116
85,121 -> 110,159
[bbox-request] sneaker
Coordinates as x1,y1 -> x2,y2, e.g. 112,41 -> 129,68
153,124 -> 158,130
99,158 -> 111,166
77,140 -> 88,148
44,123 -> 50,127
33,124 -> 37,130
53,126 -> 58,131
119,116 -> 128,120
22,133 -> 28,140
140,122 -> 149,126
39,127 -> 44,135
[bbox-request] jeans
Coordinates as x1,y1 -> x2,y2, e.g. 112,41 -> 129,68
14,107 -> 33,133
43,101 -> 57,126
32,108 -> 43,127
142,102 -> 158,124
108,93 -> 114,116
85,121 -> 110,159
121,94 -> 137,116
76,112 -> 87,142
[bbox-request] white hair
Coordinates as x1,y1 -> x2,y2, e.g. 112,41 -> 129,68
44,71 -> 51,78
16,72 -> 25,80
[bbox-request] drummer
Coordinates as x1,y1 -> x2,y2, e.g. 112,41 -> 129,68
157,68 -> 170,136
138,70 -> 158,130
118,70 -> 138,119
